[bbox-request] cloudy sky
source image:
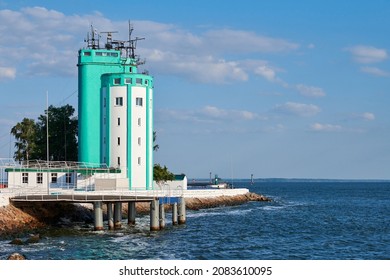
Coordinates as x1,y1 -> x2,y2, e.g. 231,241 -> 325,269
0,0 -> 389,179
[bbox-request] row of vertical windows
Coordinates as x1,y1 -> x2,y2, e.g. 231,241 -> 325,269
21,173 -> 72,184
117,157 -> 142,166
115,137 -> 141,147
83,51 -> 118,57
112,77 -> 150,86
114,97 -> 143,107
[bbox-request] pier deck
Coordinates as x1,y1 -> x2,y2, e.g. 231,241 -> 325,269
10,194 -> 155,203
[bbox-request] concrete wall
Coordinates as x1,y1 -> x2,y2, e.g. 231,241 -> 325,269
153,177 -> 188,191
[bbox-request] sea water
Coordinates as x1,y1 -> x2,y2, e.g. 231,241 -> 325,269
1,181 -> 389,260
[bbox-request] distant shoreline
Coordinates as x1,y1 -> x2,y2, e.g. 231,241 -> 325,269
190,178 -> 390,183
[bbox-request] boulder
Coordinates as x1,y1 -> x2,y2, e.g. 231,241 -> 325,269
7,253 -> 26,260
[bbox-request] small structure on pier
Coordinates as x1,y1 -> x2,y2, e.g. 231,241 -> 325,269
2,159 -> 186,231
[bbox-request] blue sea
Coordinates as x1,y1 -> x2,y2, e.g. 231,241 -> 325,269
1,180 -> 389,260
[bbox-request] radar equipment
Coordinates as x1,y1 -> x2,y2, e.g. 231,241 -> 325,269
90,21 -> 146,66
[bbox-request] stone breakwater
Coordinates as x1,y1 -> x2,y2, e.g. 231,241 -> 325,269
0,192 -> 271,238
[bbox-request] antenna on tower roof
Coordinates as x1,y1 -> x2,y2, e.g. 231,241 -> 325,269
127,20 -> 145,63
100,31 -> 118,50
85,24 -> 100,49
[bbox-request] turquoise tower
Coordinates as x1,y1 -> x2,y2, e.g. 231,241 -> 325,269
77,27 -> 153,189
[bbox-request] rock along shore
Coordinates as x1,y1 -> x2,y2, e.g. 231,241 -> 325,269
0,192 -> 271,238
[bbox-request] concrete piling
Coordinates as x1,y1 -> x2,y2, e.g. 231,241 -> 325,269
128,202 -> 136,225
93,201 -> 104,231
172,202 -> 178,225
178,197 -> 186,225
150,198 -> 160,231
114,202 -> 122,229
107,202 -> 114,230
159,203 -> 165,229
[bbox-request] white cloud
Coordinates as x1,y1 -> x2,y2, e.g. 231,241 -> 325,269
146,51 -> 248,84
201,106 -> 266,121
254,65 -> 277,81
347,45 -> 388,64
360,66 -> 390,77
362,112 -> 375,121
310,123 -> 343,132
156,106 -> 267,124
295,84 -> 326,98
0,6 -> 299,84
204,29 -> 299,54
274,102 -> 321,117
0,66 -> 16,80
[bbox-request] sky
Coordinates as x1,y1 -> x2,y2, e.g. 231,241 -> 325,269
0,0 -> 389,180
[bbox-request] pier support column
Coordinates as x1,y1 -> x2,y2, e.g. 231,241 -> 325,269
114,202 -> 122,229
172,202 -> 178,225
128,202 -> 136,225
178,197 -> 186,225
107,202 -> 114,230
150,198 -> 160,231
159,203 -> 166,229
93,201 -> 104,231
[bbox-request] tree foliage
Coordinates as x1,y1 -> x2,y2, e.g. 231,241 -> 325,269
153,164 -> 175,183
152,131 -> 175,183
10,118 -> 37,162
10,104 -> 78,162
153,131 -> 159,152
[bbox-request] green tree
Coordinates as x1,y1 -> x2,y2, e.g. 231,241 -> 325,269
10,118 -> 37,162
34,104 -> 78,161
153,163 -> 175,183
152,131 -> 175,184
153,131 -> 159,151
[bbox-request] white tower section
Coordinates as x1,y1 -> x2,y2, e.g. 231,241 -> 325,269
101,74 -> 153,190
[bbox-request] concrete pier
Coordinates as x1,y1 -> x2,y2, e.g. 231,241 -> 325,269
107,202 -> 114,230
150,198 -> 160,231
159,203 -> 165,229
172,202 -> 178,225
128,202 -> 136,225
178,197 -> 186,225
114,202 -> 122,229
93,201 -> 104,231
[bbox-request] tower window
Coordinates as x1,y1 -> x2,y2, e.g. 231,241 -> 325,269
117,137 -> 121,146
138,157 -> 141,166
136,97 -> 143,107
145,80 -> 148,85
113,78 -> 121,85
125,78 -> 132,84
129,67 -> 133,73
136,78 -> 142,85
115,97 -> 123,106
117,117 -> 120,126
138,118 -> 141,126
138,137 -> 141,146
118,157 -> 121,166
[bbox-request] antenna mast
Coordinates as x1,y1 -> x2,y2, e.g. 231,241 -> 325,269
85,24 -> 100,49
89,21 -> 146,66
